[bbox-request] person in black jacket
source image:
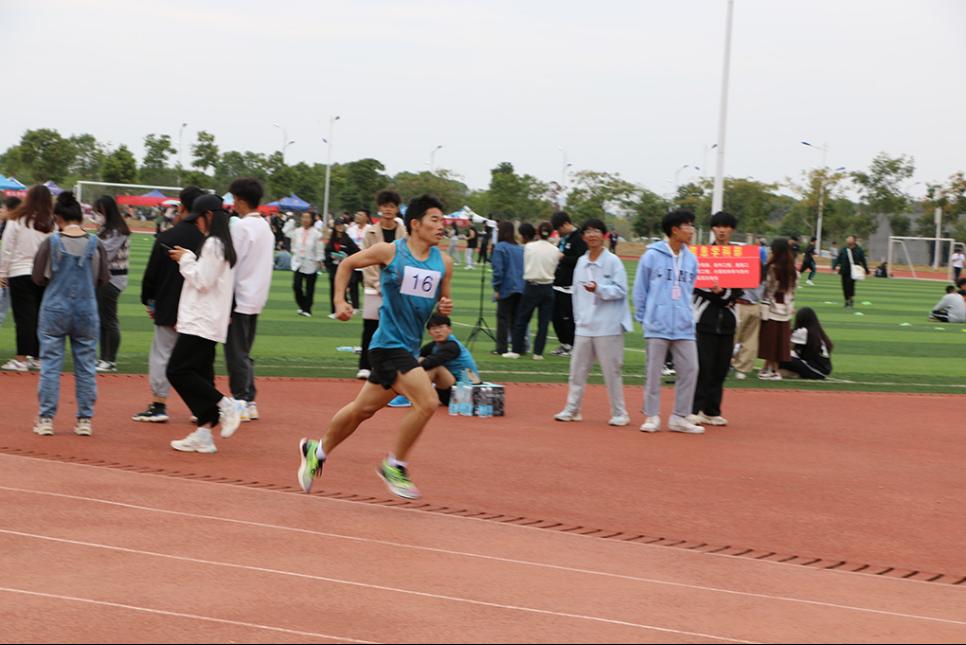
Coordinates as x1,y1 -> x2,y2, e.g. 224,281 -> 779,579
831,235 -> 869,308
132,186 -> 206,423
324,218 -> 360,317
799,236 -> 817,285
689,211 -> 742,426
550,211 -> 587,357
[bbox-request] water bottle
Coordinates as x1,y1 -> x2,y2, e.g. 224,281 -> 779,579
478,385 -> 492,419
448,383 -> 460,416
459,381 -> 473,417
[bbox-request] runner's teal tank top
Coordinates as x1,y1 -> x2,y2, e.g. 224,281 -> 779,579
371,239 -> 445,354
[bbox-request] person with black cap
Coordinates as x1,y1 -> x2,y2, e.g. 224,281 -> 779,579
132,186 -> 205,423
165,194 -> 242,454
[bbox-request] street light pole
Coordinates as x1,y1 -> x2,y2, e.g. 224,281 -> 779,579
673,163 -> 691,195
703,143 -> 718,179
802,140 -> 829,254
711,0 -> 735,215
430,145 -> 443,174
322,115 -> 341,229
273,123 -> 290,163
178,122 -> 187,183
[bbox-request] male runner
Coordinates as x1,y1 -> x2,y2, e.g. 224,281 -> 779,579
298,195 -> 453,500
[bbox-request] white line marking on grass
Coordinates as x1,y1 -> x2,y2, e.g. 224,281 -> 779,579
1,485 -> 963,628
0,586 -> 374,643
0,529 -> 756,644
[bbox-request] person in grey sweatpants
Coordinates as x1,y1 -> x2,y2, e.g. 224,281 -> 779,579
553,218 -> 632,426
632,210 -> 704,434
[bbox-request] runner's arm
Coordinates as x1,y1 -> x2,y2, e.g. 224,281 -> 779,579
333,242 -> 396,319
437,252 -> 454,316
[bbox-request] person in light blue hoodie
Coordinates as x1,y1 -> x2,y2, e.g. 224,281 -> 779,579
632,210 -> 704,435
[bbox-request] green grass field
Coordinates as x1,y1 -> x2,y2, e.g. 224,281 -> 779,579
2,233 -> 964,393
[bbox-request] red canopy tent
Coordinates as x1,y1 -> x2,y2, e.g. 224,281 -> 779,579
116,190 -> 172,207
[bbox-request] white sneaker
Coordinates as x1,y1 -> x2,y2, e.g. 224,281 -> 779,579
171,429 -> 217,453
299,311 -> 312,318
356,369 -> 371,380
553,410 -> 582,422
734,371 -> 747,380
327,313 -> 337,319
32,417 -> 54,436
95,360 -> 116,373
237,399 -> 251,423
532,354 -> 544,361
661,366 -> 676,377
74,418 -> 93,436
758,370 -> 782,381
806,279 -> 815,286
668,415 -> 705,434
501,352 -> 520,359
639,416 -> 661,433
26,356 -> 40,370
2,358 -> 28,372
218,397 -> 242,438
608,415 -> 631,427
691,412 -> 727,426
247,401 -> 259,421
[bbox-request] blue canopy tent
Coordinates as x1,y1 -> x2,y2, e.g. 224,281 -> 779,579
0,176 -> 26,190
273,194 -> 311,212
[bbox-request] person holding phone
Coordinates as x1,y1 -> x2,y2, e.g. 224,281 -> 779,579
134,186 -> 206,423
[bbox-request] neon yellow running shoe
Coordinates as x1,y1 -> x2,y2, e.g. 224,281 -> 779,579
377,460 -> 421,500
298,438 -> 324,493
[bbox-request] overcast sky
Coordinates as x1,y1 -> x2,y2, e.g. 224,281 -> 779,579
3,0 -> 964,196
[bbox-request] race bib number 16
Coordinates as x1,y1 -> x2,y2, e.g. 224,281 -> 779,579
400,265 -> 441,299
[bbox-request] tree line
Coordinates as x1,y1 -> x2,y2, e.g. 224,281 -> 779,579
1,128 -> 964,242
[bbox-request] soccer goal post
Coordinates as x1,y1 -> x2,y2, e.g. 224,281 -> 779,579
887,236 -> 959,280
75,180 -> 184,205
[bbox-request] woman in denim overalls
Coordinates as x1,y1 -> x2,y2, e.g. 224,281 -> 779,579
31,192 -> 108,436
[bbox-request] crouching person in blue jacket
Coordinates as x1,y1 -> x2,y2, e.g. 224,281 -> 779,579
632,210 -> 704,435
419,313 -> 480,406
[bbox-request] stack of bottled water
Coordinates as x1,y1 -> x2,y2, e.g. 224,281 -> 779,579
477,385 -> 493,418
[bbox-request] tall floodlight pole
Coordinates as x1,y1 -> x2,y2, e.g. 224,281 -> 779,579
430,145 -> 443,174
322,115 -> 341,228
711,0 -> 735,215
802,141 -> 829,254
178,122 -> 187,183
703,144 -> 718,179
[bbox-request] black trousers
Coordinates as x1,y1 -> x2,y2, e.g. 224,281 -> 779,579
293,271 -> 317,314
551,289 -> 575,347
512,284 -> 554,355
167,333 -> 222,427
8,275 -> 43,357
477,243 -> 489,264
97,283 -> 121,362
841,274 -> 856,302
495,292 -> 521,354
780,356 -> 831,379
693,331 -> 734,416
224,312 -> 258,403
359,318 -> 379,370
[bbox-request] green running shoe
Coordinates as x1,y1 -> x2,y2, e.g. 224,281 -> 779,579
298,438 -> 324,493
378,460 -> 421,500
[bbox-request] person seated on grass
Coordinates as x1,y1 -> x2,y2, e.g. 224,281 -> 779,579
419,313 -> 481,405
779,307 -> 833,380
928,285 -> 966,323
874,259 -> 888,278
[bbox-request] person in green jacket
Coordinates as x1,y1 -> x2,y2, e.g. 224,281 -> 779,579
831,235 -> 869,308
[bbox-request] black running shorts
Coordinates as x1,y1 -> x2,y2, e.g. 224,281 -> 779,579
368,347 -> 421,390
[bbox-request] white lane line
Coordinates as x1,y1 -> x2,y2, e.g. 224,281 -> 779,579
0,586 -> 374,643
0,452 -> 958,591
0,528 -> 755,644
1,484 -> 963,628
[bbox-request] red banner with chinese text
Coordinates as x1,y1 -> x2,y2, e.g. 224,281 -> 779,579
691,244 -> 761,288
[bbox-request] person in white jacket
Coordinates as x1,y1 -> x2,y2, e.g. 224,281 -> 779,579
165,195 -> 242,454
0,185 -> 54,371
554,219 -> 633,426
287,211 -> 323,317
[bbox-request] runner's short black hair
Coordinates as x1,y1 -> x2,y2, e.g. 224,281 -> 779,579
427,313 -> 452,329
229,177 -> 264,207
377,190 -> 402,207
404,194 -> 445,233
661,209 -> 695,237
709,210 -> 737,229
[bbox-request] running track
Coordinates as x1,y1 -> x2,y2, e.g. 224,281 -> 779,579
1,374 -> 964,642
